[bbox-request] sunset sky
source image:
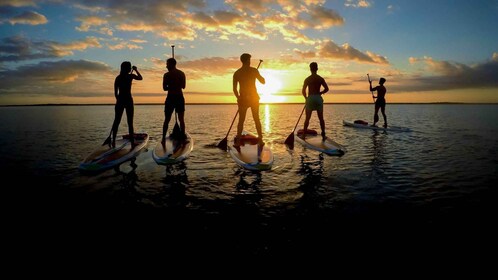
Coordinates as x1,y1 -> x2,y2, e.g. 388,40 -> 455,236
1,0 -> 497,105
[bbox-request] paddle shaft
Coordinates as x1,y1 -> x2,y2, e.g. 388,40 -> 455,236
367,74 -> 375,103
292,105 -> 306,133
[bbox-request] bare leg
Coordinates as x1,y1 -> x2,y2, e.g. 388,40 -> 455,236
126,104 -> 135,146
112,103 -> 125,147
373,105 -> 380,126
381,106 -> 387,127
317,109 -> 326,140
251,105 -> 263,144
162,109 -> 173,145
235,105 -> 247,146
303,109 -> 312,139
178,111 -> 187,140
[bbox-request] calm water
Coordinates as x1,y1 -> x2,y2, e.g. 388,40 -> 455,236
2,104 -> 497,254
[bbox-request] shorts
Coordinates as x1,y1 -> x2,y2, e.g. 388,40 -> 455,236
237,94 -> 259,109
306,95 -> 323,111
375,98 -> 386,108
165,94 -> 185,115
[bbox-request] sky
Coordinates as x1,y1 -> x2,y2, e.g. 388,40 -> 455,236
0,0 -> 497,105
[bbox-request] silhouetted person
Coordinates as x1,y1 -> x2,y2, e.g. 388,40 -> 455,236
111,61 -> 142,147
162,58 -> 186,145
370,77 -> 387,127
233,53 -> 265,146
302,62 -> 329,140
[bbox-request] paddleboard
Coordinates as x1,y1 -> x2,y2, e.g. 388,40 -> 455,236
152,132 -> 194,165
295,129 -> 346,156
343,120 -> 411,132
228,131 -> 273,171
79,133 -> 149,172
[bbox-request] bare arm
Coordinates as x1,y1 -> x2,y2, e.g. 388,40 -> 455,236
321,78 -> 329,94
163,73 -> 168,91
233,73 -> 239,98
302,81 -> 308,98
114,77 -> 119,99
132,66 -> 142,80
256,70 -> 265,85
182,72 -> 186,89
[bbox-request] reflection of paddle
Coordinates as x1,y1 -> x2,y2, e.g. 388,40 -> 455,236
284,104 -> 306,150
217,59 -> 263,151
367,73 -> 375,103
171,110 -> 182,139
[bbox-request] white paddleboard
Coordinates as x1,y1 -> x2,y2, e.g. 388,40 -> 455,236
153,132 -> 193,165
228,131 -> 273,171
295,129 -> 346,156
343,120 -> 411,132
79,133 -> 149,172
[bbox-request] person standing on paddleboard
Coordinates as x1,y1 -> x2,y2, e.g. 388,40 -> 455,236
111,61 -> 142,148
233,53 -> 266,147
162,58 -> 186,145
370,77 -> 387,128
302,62 -> 329,141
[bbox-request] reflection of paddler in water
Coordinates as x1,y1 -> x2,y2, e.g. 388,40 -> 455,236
233,53 -> 265,148
369,76 -> 387,128
111,61 -> 142,148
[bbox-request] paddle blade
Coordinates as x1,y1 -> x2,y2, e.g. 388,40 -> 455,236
102,135 -> 111,146
217,137 -> 228,151
284,133 -> 295,149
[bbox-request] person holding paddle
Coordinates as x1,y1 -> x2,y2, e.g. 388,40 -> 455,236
110,61 -> 142,148
370,77 -> 387,128
233,53 -> 265,147
162,57 -> 186,146
301,62 -> 329,141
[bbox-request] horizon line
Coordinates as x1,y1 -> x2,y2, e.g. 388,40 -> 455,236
2,102 -> 498,107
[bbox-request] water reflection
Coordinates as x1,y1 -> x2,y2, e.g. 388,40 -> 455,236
297,154 -> 324,206
264,104 -> 271,133
371,130 -> 387,174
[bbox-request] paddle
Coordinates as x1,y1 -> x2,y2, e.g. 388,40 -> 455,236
284,104 -> 306,150
102,128 -> 112,146
217,59 -> 263,151
367,73 -> 375,103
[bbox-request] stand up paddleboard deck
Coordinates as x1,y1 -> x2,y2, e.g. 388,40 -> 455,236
153,132 -> 193,165
79,133 -> 149,172
295,129 -> 346,156
343,120 -> 411,132
228,131 -> 273,171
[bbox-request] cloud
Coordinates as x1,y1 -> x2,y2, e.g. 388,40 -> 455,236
0,36 -> 102,62
69,0 -> 345,46
301,5 -> 344,29
345,0 -> 371,8
75,15 -> 107,32
0,0 -> 37,8
8,11 -> 47,25
402,55 -> 498,91
0,59 -> 112,95
299,40 -> 389,64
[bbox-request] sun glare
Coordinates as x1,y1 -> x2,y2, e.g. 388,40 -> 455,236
257,69 -> 287,103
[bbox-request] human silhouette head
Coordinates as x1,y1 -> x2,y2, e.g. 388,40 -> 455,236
120,61 -> 132,74
379,77 -> 386,85
240,53 -> 251,65
167,58 -> 177,71
310,62 -> 318,72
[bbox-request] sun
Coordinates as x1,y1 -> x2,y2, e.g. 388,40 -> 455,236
257,69 -> 287,103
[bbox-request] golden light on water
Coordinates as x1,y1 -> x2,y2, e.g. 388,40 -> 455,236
264,104 -> 271,133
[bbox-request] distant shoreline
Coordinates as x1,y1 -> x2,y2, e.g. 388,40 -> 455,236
1,102 -> 497,107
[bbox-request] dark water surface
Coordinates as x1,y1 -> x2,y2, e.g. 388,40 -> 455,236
1,104 -> 496,256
